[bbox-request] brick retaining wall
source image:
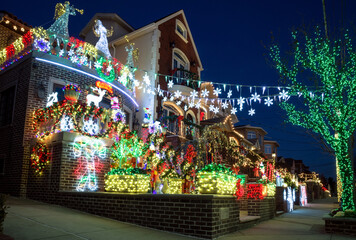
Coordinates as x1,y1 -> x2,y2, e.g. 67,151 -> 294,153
324,216 -> 356,235
248,197 -> 275,221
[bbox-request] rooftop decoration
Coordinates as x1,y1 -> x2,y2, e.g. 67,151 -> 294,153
47,1 -> 83,40
93,19 -> 113,58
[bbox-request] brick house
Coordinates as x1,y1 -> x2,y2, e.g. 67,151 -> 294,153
80,10 -> 208,146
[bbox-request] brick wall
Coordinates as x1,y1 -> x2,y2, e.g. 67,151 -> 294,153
248,197 -> 275,221
275,186 -> 286,211
324,217 -> 356,235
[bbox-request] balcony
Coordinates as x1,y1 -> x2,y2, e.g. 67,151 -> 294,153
170,68 -> 200,91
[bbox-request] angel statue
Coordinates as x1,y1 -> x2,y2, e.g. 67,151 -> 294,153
47,1 -> 83,38
93,19 -> 113,58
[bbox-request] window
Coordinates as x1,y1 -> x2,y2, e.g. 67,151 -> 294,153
247,131 -> 256,139
185,113 -> 195,140
163,104 -> 180,135
265,144 -> 272,154
52,83 -> 65,102
99,97 -> 111,109
173,49 -> 189,80
175,19 -> 187,42
0,86 -> 16,127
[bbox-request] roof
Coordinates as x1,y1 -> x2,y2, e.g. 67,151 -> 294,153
109,10 -> 203,70
79,13 -> 134,39
234,124 -> 268,135
0,11 -> 32,28
264,140 -> 280,147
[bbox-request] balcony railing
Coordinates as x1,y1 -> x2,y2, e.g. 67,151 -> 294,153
170,68 -> 200,90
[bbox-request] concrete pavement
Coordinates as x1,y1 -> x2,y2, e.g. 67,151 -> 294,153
1,196 -> 355,240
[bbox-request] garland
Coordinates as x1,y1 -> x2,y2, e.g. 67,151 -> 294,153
30,142 -> 49,175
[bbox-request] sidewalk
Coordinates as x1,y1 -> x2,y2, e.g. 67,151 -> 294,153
1,196 -> 355,240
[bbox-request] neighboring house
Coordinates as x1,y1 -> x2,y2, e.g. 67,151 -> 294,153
80,10 -> 204,146
234,124 -> 268,153
264,140 -> 279,160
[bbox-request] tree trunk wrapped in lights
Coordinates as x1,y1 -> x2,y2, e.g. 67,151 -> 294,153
270,28 -> 356,210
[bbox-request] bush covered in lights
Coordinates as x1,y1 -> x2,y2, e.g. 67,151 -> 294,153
196,163 -> 239,195
105,168 -> 150,193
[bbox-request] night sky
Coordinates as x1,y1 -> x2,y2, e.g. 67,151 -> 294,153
3,0 -> 356,179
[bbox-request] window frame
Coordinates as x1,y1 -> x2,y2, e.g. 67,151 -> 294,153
175,19 -> 188,43
265,144 -> 272,154
247,131 -> 256,139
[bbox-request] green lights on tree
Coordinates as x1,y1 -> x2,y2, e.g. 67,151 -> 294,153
270,28 -> 356,210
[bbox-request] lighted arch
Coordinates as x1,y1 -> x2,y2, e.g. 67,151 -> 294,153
163,101 -> 184,116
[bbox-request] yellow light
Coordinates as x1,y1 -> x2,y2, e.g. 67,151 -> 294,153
13,25 -> 17,30
5,20 -> 9,24
21,27 -> 25,32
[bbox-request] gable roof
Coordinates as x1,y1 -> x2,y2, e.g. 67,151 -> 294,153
79,13 -> 134,39
109,10 -> 203,70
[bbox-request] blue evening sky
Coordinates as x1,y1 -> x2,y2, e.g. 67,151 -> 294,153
3,0 -> 356,179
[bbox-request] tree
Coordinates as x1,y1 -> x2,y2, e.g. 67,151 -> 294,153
270,29 -> 356,210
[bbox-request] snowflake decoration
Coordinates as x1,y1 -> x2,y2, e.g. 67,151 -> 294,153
279,89 -> 289,100
201,89 -> 209,98
227,90 -> 232,98
168,80 -> 174,88
59,49 -> 64,56
34,38 -> 50,52
231,107 -> 237,115
188,101 -> 195,109
237,97 -> 245,110
264,97 -> 273,107
181,95 -> 186,101
169,96 -> 174,101
184,105 -> 188,111
174,90 -> 182,99
212,106 -> 219,114
248,108 -> 256,116
195,100 -> 201,109
133,79 -> 140,87
251,92 -> 261,102
83,119 -> 99,135
71,55 -> 79,63
209,105 -> 215,112
68,49 -> 75,56
190,90 -> 198,99
213,88 -> 222,96
94,61 -> 102,69
222,101 -> 228,109
163,96 -> 167,102
106,65 -> 113,73
176,101 -> 182,106
80,55 -> 88,64
46,92 -> 58,107
143,73 -> 150,85
60,115 -> 74,131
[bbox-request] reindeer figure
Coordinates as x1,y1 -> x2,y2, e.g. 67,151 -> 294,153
86,87 -> 106,107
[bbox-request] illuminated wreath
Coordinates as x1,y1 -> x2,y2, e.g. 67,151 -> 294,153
96,57 -> 116,82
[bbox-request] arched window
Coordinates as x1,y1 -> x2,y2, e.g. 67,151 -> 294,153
172,49 -> 189,79
175,19 -> 188,42
163,103 -> 182,135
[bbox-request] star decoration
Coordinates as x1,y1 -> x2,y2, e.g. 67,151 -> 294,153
227,90 -> 232,98
248,108 -> 256,116
264,97 -> 273,107
237,97 -> 245,110
168,80 -> 174,88
279,89 -> 289,100
251,92 -> 261,102
174,90 -> 182,99
213,88 -> 222,96
222,101 -> 228,109
190,90 -> 198,99
201,89 -> 209,98
143,73 -> 150,85
231,107 -> 237,115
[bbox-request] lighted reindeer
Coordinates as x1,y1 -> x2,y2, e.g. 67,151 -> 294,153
86,87 -> 106,107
